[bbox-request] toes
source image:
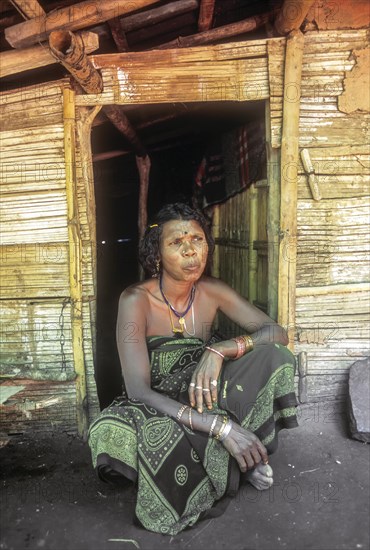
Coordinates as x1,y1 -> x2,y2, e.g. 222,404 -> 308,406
255,463 -> 273,477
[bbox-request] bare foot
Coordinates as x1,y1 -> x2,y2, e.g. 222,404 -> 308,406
245,462 -> 273,490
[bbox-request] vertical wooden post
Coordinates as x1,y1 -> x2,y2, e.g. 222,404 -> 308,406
63,87 -> 89,439
265,100 -> 280,320
248,184 -> 258,303
212,204 -> 220,279
278,30 -> 304,349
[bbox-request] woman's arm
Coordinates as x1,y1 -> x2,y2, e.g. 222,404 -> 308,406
206,277 -> 288,351
116,287 -> 268,471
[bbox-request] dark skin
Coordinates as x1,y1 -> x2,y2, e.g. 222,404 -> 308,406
116,219 -> 289,476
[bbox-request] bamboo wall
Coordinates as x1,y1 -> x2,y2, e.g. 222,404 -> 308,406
268,29 -> 370,402
0,80 -> 98,435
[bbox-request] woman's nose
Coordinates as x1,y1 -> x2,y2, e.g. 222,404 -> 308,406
182,243 -> 196,256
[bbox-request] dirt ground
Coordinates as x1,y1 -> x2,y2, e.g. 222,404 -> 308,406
1,401 -> 369,550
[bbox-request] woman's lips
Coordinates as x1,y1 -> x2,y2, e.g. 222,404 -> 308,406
183,264 -> 200,271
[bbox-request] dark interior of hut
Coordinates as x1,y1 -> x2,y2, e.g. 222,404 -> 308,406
91,99 -> 266,408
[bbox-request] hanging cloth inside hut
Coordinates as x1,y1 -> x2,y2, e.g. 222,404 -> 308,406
195,121 -> 266,207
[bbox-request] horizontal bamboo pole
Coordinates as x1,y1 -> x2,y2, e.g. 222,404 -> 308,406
296,283 -> 370,296
5,0 -> 161,48
0,31 -> 99,78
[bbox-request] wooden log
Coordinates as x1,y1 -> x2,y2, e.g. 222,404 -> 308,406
157,13 -> 271,49
108,17 -> 129,52
121,0 -> 198,32
9,0 -> 45,19
5,0 -> 161,49
278,30 -> 305,349
49,30 -> 103,93
198,0 -> 215,32
103,105 -> 146,157
274,0 -> 316,35
0,31 -> 99,78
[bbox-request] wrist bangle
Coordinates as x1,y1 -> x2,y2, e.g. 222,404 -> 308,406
232,336 -> 246,359
176,404 -> 188,421
208,414 -> 219,437
188,407 -> 193,431
214,415 -> 228,440
219,419 -> 233,442
205,346 -> 225,360
242,335 -> 254,352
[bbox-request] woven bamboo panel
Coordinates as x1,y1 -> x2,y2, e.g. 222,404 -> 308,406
76,43 -> 270,106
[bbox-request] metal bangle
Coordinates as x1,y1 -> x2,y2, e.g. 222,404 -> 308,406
205,346 -> 225,360
208,414 -> 219,437
188,407 -> 193,431
218,419 -> 233,442
214,416 -> 228,440
176,404 -> 188,421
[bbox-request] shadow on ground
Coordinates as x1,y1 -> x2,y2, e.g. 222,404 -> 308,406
1,402 -> 369,550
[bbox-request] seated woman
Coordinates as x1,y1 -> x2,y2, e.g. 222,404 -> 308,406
88,202 -> 298,535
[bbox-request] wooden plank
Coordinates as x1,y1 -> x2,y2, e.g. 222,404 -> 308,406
5,0 -> 162,48
9,0 -> 45,19
278,30 -> 304,347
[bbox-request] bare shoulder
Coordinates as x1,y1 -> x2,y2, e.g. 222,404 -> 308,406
199,275 -> 233,295
118,280 -> 153,309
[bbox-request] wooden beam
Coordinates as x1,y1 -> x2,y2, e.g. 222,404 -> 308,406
48,30 -> 146,157
157,12 -> 270,49
121,0 -> 198,32
49,30 -> 103,93
5,0 -> 161,49
0,31 -> 99,78
108,17 -> 129,52
198,0 -> 215,32
9,0 -> 45,19
274,0 -> 315,35
103,105 -> 147,157
277,30 -> 305,349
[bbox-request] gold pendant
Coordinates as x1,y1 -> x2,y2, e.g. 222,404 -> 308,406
179,317 -> 185,327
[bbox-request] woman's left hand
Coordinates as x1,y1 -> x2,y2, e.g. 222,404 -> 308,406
188,349 -> 223,412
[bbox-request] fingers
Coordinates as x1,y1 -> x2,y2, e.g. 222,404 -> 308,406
210,378 -> 218,403
188,377 -> 216,412
256,440 -> 269,465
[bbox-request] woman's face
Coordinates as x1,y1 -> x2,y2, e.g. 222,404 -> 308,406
159,219 -> 209,283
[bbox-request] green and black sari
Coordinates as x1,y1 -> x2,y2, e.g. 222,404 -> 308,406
88,336 -> 298,535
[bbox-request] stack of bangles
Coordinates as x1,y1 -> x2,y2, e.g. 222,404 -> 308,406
232,334 -> 254,359
176,406 -> 232,442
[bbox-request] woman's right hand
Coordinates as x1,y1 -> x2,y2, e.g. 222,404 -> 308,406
221,423 -> 268,472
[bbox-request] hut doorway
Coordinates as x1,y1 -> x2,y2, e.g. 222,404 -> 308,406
91,100 -> 275,409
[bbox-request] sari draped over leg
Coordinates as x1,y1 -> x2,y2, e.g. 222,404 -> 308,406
88,336 -> 298,535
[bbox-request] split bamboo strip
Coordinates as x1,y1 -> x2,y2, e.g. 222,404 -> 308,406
5,0 -> 162,48
248,184 -> 258,304
278,30 -> 304,348
265,100 -> 280,320
296,283 -> 370,296
63,88 -> 88,439
0,31 -> 99,78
